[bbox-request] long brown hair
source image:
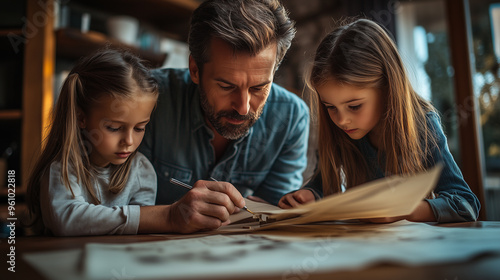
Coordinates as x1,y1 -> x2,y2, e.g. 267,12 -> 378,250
308,19 -> 438,195
26,49 -> 158,232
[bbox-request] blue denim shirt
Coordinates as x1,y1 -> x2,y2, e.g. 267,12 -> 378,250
304,112 -> 480,223
139,68 -> 309,205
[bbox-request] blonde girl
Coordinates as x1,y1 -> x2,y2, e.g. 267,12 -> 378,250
27,49 -> 159,236
279,19 -> 480,223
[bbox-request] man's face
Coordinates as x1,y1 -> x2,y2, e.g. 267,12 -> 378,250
190,38 -> 277,140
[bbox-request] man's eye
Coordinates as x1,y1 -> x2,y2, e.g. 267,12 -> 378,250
219,84 -> 234,90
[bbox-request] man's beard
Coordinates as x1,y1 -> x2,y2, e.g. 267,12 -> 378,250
199,85 -> 263,140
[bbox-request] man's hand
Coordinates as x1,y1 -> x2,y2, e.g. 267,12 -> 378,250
166,180 -> 245,233
278,189 -> 315,209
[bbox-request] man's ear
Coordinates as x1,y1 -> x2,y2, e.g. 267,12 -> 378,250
77,109 -> 86,129
188,55 -> 200,85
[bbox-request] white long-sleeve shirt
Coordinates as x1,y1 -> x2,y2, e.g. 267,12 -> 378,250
40,152 -> 157,236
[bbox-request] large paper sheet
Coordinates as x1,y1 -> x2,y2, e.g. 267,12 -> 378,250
23,221 -> 500,280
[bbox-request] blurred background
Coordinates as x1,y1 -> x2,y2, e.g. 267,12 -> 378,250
0,0 -> 498,233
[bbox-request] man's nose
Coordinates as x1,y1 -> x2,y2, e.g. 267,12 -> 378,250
232,90 -> 250,116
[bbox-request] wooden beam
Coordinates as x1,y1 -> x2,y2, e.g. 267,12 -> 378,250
21,0 -> 55,188
445,0 -> 486,220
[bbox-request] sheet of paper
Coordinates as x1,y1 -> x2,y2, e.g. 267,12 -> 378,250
80,223 -> 500,279
244,164 -> 443,229
23,221 -> 500,280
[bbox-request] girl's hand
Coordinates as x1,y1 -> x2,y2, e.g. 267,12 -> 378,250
278,189 -> 315,209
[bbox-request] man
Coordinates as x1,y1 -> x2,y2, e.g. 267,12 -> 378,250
139,0 -> 309,233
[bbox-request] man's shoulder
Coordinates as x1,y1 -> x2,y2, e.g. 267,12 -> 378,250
150,68 -> 198,105
151,68 -> 191,87
268,83 -> 308,112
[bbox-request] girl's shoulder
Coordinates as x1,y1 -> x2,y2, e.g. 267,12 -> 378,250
424,111 -> 445,136
128,152 -> 157,187
130,152 -> 156,173
425,110 -> 441,123
48,160 -> 75,177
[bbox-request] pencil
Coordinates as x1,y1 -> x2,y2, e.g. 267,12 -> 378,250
169,178 -> 193,190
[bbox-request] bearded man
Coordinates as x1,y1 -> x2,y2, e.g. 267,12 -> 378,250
139,0 -> 309,233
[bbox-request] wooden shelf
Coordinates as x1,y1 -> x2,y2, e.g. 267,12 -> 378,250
0,186 -> 25,196
72,0 -> 201,41
0,29 -> 23,36
56,28 -> 168,68
0,110 -> 22,120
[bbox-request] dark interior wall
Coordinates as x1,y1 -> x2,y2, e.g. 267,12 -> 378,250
276,0 -> 398,93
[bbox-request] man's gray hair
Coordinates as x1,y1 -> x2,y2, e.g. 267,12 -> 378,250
188,0 -> 296,72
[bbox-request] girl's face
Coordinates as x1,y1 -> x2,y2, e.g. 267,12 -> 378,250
316,79 -> 384,145
79,94 -> 157,167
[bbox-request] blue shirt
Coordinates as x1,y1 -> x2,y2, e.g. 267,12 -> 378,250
140,68 -> 310,205
305,112 -> 480,223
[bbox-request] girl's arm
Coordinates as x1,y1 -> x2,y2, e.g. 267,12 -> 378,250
368,112 -> 481,224
424,112 -> 480,222
128,153 -> 157,206
41,162 -> 143,236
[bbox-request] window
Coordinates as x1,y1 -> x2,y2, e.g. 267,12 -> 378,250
396,1 -> 461,163
469,0 -> 500,220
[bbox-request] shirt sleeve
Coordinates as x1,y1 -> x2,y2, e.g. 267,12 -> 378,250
139,111 -> 154,161
129,153 -> 157,206
302,171 -> 324,200
40,162 -> 141,236
253,102 -> 310,205
424,112 -> 481,222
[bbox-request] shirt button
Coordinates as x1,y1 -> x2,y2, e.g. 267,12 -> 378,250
164,171 -> 169,177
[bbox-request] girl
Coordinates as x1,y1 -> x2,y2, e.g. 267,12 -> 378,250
279,19 -> 480,223
26,49 -> 159,236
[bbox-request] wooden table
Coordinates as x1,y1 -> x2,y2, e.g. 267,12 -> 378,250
1,221 -> 500,280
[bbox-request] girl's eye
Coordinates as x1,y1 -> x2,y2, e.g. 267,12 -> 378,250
349,104 -> 362,111
106,126 -> 120,132
326,105 -> 337,112
134,127 -> 146,132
